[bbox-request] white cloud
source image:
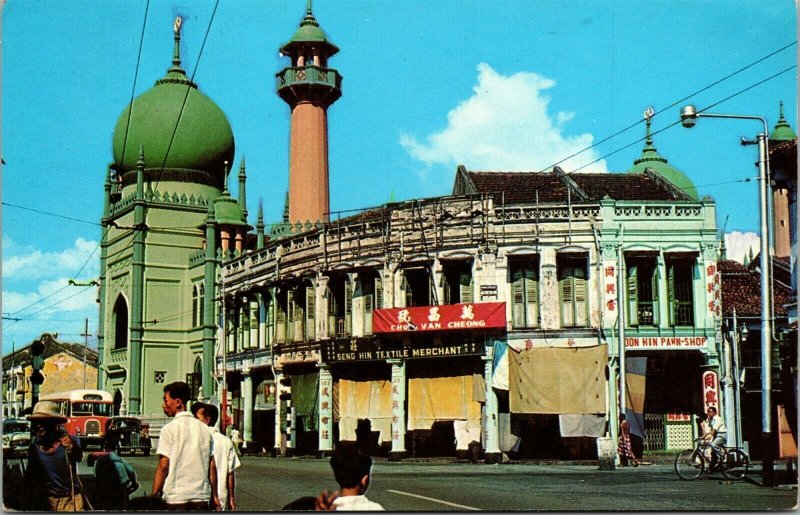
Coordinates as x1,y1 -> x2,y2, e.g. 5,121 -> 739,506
400,63 -> 608,173
2,237 -> 98,280
724,231 -> 760,264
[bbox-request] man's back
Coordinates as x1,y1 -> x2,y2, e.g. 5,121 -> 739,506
156,411 -> 213,504
210,428 -> 241,510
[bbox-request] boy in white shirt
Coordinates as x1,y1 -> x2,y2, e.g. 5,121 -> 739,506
328,445 -> 384,511
191,402 -> 241,511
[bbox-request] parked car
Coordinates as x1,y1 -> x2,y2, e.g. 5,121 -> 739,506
104,417 -> 151,456
2,419 -> 31,458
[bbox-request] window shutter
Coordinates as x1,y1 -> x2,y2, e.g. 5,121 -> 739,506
306,285 -> 315,319
345,280 -> 353,335
364,278 -> 374,313
375,275 -> 383,310
560,275 -> 574,327
627,264 -> 639,326
526,268 -> 539,327
667,264 -> 677,326
401,274 -> 412,307
460,270 -> 473,303
199,284 -> 205,328
512,268 -> 524,327
651,265 -> 660,326
575,274 -> 587,326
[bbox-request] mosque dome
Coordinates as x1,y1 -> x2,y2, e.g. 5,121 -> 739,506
627,112 -> 698,200
112,23 -> 234,188
770,102 -> 796,142
280,3 -> 339,57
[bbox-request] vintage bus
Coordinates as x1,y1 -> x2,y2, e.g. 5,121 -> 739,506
39,389 -> 114,448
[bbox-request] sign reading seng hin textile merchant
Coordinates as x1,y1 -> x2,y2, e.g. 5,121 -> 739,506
322,337 -> 485,363
372,302 -> 506,333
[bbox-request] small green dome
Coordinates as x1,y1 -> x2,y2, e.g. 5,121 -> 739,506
112,28 -> 234,186
280,3 -> 339,57
627,116 -> 698,200
213,189 -> 248,227
770,102 -> 796,142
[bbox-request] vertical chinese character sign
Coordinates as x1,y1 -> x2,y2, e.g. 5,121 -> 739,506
702,371 -> 719,411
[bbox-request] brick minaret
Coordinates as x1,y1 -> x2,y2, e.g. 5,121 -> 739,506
277,1 -> 342,226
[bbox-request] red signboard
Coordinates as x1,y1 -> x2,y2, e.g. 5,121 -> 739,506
702,371 -> 719,410
373,302 -> 506,334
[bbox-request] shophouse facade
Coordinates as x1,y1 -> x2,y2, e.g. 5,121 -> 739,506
220,159 -> 722,459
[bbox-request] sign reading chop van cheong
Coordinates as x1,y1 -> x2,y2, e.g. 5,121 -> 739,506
373,302 -> 506,333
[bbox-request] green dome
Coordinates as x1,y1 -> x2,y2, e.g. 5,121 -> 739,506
213,189 -> 248,227
627,117 -> 698,200
112,30 -> 234,187
280,4 -> 339,57
770,102 -> 796,142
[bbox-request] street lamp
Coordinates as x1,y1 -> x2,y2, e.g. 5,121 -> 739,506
680,105 -> 774,475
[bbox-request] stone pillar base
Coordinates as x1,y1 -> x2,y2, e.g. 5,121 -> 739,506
272,447 -> 281,458
388,451 -> 406,462
317,449 -> 333,459
484,452 -> 502,464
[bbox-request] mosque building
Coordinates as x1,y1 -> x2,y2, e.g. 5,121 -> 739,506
97,3 -> 793,460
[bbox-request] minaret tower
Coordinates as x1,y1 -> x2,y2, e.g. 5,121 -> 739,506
277,0 -> 342,227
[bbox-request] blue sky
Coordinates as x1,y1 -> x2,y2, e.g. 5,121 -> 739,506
2,0 -> 797,354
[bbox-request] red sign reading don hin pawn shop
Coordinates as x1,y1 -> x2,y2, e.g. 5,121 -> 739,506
373,302 -> 506,334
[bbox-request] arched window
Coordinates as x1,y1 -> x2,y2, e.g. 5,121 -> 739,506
187,357 -> 202,401
192,285 -> 199,327
112,295 -> 129,350
199,284 -> 205,327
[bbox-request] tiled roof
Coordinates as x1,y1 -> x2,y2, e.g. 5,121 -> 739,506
719,259 -> 792,317
458,168 -> 692,203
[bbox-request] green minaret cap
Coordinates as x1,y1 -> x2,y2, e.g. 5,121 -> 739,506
627,108 -> 698,200
280,0 -> 339,57
770,101 -> 796,141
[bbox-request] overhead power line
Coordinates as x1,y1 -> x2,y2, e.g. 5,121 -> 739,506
543,41 -> 797,175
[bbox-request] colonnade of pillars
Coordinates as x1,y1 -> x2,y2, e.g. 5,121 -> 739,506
268,344 -> 501,461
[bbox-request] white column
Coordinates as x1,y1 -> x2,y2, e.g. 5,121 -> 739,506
242,368 -> 253,449
389,359 -> 407,459
274,371 -> 285,455
318,365 -> 334,456
483,342 -> 501,462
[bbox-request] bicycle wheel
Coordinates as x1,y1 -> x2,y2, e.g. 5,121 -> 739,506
722,449 -> 750,480
675,448 -> 705,480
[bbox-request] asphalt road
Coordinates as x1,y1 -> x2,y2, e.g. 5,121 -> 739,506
112,455 -> 797,511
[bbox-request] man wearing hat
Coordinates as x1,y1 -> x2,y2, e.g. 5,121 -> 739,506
23,400 -> 85,511
191,401 -> 241,511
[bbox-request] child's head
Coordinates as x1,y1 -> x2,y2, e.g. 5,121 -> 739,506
330,444 -> 373,493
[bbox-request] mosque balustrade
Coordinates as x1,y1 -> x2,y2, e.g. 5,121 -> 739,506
612,203 -> 705,219
494,204 -> 601,223
110,347 -> 128,364
276,65 -> 343,91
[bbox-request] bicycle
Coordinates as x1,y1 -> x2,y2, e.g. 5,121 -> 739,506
674,438 -> 750,480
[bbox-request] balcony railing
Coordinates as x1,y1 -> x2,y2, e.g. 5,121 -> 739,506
276,65 -> 342,90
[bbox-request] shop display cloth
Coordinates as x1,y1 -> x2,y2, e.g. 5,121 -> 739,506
292,372 -> 319,432
624,357 -> 647,438
558,414 -> 607,437
509,345 -> 608,414
337,379 -> 393,444
407,374 -> 482,431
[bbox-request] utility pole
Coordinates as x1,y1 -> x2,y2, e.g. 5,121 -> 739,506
80,318 -> 90,389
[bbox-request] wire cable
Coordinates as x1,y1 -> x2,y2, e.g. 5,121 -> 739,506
151,0 -> 221,193
2,202 -> 101,227
538,42 -> 797,174
565,65 -> 797,175
118,0 -> 152,174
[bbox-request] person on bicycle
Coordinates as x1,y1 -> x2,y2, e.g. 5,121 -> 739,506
703,406 -> 727,467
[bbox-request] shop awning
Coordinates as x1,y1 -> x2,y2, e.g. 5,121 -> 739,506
509,345 -> 608,414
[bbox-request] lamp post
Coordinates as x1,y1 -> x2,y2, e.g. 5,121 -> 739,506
680,105 -> 774,483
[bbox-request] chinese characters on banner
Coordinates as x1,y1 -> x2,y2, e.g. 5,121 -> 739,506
319,377 -> 333,445
666,412 -> 692,422
372,302 -> 506,333
604,264 -> 617,314
702,370 -> 719,411
705,262 -> 721,318
391,375 -> 402,441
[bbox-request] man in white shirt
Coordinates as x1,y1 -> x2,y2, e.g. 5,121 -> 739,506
151,382 -> 220,510
191,402 -> 241,511
704,406 -> 727,467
